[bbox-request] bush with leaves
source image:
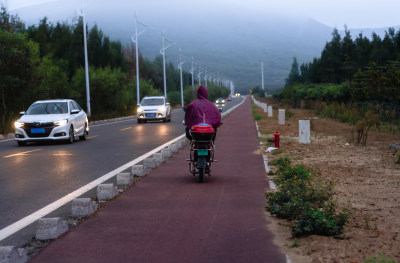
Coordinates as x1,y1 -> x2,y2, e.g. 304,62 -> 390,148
265,157 -> 350,237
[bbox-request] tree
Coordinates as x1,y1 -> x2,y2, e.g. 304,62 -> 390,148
286,57 -> 300,87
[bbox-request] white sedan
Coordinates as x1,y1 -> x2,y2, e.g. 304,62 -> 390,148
137,96 -> 171,123
14,99 -> 89,146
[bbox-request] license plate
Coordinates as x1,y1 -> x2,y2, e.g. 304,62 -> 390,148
31,128 -> 45,134
146,113 -> 155,117
197,149 -> 208,156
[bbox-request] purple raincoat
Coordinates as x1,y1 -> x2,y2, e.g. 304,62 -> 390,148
184,86 -> 221,129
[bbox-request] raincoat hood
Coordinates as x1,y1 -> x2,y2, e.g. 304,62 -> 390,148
185,86 -> 221,129
197,86 -> 208,99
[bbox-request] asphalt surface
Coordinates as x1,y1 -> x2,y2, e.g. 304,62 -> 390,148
0,99 -> 242,247
30,97 -> 286,263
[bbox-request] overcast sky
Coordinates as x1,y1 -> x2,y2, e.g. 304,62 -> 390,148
5,0 -> 400,29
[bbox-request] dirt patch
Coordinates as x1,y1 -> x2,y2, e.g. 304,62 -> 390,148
255,103 -> 400,262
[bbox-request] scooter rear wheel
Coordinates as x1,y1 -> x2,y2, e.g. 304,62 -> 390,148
199,168 -> 204,183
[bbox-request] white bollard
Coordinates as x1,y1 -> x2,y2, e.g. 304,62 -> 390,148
268,106 -> 273,117
299,120 -> 311,144
278,109 -> 285,125
168,143 -> 178,153
263,104 -> 268,113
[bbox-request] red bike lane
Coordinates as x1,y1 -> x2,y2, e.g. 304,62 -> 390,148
30,97 -> 286,263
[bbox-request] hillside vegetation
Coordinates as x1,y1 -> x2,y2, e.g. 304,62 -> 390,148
279,27 -> 400,137
0,8 -> 229,133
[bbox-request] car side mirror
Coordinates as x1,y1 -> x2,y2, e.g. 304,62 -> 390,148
166,102 -> 170,106
71,109 -> 80,114
137,104 -> 140,107
182,107 -> 186,112
19,111 -> 25,115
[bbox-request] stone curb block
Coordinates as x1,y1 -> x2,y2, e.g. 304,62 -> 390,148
71,198 -> 98,217
36,218 -> 68,240
97,184 -> 118,201
0,134 -> 4,140
116,173 -> 134,186
7,133 -> 14,139
161,148 -> 171,159
131,165 -> 145,177
0,246 -> 27,263
143,157 -> 156,171
153,153 -> 164,166
168,143 -> 178,153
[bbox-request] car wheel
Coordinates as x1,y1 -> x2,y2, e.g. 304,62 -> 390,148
137,119 -> 142,124
79,124 -> 88,140
17,141 -> 27,146
168,113 -> 172,122
163,118 -> 167,123
67,126 -> 74,144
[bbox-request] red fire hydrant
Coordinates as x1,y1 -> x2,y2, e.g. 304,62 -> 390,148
272,131 -> 280,148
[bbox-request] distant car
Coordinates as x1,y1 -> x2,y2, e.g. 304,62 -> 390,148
227,95 -> 232,101
215,98 -> 225,105
137,96 -> 171,123
14,99 -> 89,146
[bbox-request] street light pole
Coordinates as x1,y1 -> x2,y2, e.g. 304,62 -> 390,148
178,49 -> 186,107
204,67 -> 207,87
132,12 -> 148,105
197,66 -> 202,86
80,0 -> 91,117
261,62 -> 264,91
160,31 -> 175,99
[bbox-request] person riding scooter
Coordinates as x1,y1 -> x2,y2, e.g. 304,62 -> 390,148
184,86 -> 221,141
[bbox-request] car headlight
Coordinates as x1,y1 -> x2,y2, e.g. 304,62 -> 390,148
137,107 -> 143,113
14,121 -> 24,128
215,100 -> 218,103
222,100 -> 225,103
159,105 -> 167,112
54,119 -> 68,126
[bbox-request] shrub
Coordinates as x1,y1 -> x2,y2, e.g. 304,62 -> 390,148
254,115 -> 262,120
292,206 -> 349,237
265,157 -> 350,237
364,254 -> 396,263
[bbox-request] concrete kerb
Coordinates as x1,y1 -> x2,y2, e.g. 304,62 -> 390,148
97,184 -> 118,201
161,148 -> 171,159
143,157 -> 156,171
168,143 -> 178,154
131,165 -> 145,177
116,172 -> 134,186
153,153 -> 164,166
71,198 -> 98,218
35,218 -> 68,240
0,246 -> 27,263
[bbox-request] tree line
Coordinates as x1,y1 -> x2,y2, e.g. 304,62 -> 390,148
0,7 -> 229,133
280,27 -> 400,132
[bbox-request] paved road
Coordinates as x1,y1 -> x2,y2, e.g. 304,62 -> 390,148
0,99 -> 242,247
30,97 -> 286,263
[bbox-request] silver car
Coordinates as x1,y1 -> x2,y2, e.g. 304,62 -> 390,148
137,96 -> 171,123
14,99 -> 89,146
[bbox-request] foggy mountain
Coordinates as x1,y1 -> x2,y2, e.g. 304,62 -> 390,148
12,0 -> 398,92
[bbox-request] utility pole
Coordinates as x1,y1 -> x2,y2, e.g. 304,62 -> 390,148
160,31 -> 175,99
178,49 -> 186,107
132,12 -> 148,105
190,57 -> 196,100
261,62 -> 264,92
79,0 -> 91,117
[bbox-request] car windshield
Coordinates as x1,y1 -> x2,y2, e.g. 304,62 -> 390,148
141,98 -> 164,106
26,102 -> 68,115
